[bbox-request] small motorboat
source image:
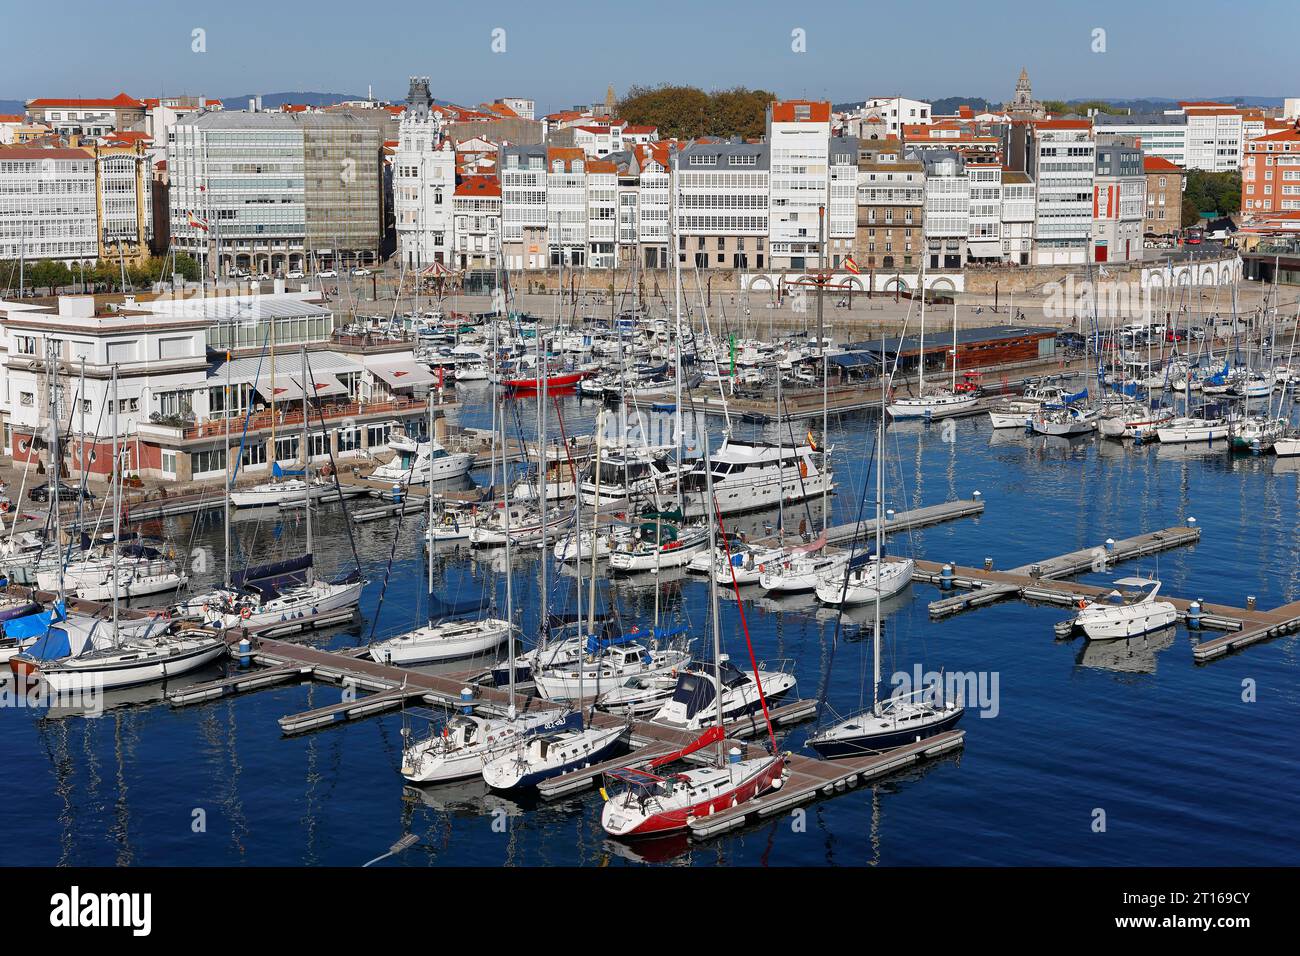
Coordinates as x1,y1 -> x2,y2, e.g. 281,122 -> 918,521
1069,577 -> 1178,641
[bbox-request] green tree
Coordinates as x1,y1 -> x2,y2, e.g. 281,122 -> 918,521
1182,169 -> 1241,227
617,85 -> 773,140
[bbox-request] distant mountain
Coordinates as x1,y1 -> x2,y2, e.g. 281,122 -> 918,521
930,96 -> 994,115
0,99 -> 24,115
221,91 -> 369,109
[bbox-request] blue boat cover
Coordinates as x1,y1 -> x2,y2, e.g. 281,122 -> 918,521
3,603 -> 63,638
233,554 -> 313,589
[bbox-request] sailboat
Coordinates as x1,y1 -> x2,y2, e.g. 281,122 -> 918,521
13,365 -> 224,691
601,398 -> 787,837
806,343 -> 963,758
401,390 -> 566,784
186,349 -> 365,628
370,400 -> 511,665
886,281 -> 978,419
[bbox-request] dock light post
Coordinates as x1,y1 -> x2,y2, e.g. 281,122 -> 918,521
363,833 -> 419,868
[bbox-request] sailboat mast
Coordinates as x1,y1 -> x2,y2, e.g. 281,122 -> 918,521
698,410 -> 725,764
224,350 -> 231,588
537,322 -> 549,650
111,364 -> 120,639
951,299 -> 958,392
586,410 -> 603,643
502,389 -> 516,719
671,151 -> 685,513
918,260 -> 927,394
299,348 -> 312,587
50,342 -> 64,602
426,396 -> 435,624
873,330 -> 885,713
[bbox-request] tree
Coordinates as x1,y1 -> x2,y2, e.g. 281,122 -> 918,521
1182,169 -> 1241,227
617,85 -> 774,140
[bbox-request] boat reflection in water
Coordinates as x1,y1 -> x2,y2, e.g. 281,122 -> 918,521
1074,625 -> 1177,674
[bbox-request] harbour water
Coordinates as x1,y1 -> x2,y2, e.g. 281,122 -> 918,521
2,381 -> 1298,866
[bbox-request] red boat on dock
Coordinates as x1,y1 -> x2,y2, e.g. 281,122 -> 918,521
500,370 -> 587,391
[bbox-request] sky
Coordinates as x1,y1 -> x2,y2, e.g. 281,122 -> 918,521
1,0 -> 1295,113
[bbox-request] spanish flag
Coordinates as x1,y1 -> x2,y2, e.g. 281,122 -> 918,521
188,211 -> 210,232
843,255 -> 860,275
806,429 -> 818,451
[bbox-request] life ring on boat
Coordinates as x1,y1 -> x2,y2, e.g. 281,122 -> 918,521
1076,599 -> 1087,610
240,607 -> 252,620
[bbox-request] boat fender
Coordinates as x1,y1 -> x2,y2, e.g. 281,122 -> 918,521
1076,599 -> 1087,610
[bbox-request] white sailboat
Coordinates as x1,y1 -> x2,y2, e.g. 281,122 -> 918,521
886,284 -> 978,419
15,364 -> 224,691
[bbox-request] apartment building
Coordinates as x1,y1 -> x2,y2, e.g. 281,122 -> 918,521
1091,113 -> 1187,167
1143,156 -> 1183,235
1000,171 -> 1035,264
828,136 -> 858,268
1241,125 -> 1300,215
24,94 -> 146,140
1180,103 -> 1244,172
169,110 -> 383,277
495,98 -> 535,122
394,78 -> 456,269
919,150 -> 968,269
500,145 -> 549,271
842,97 -> 932,139
966,163 -> 1003,261
0,146 -> 98,264
547,148 -> 588,266
92,139 -> 153,260
766,100 -> 831,269
1092,143 -> 1145,262
452,175 -> 501,269
634,143 -> 672,269
675,140 -> 769,270
854,139 -> 924,272
586,159 -> 618,268
1026,120 -> 1095,265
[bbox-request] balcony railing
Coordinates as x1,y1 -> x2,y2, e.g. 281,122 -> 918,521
174,397 -> 428,441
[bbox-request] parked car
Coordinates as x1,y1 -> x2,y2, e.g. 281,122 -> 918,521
317,269 -> 338,279
29,482 -> 96,503
286,270 -> 305,279
351,268 -> 372,277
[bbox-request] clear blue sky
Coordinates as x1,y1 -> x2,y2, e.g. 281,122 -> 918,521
1,0 -> 1293,112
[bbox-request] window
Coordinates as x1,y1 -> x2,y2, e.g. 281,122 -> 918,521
192,448 -> 227,476
15,336 -> 37,356
19,392 -> 34,407
242,443 -> 267,467
161,451 -> 177,477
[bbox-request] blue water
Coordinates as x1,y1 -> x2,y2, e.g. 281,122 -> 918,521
3,385 -> 1299,867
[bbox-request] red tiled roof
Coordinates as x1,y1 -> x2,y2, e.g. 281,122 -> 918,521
1032,118 -> 1092,129
27,93 -> 143,109
454,174 -> 501,197
0,146 -> 92,160
1143,156 -> 1181,172
770,100 -> 831,123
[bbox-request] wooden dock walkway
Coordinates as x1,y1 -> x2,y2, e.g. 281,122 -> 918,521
922,525 -> 1203,619
686,731 -> 966,838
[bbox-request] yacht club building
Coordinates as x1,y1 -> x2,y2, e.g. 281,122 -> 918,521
0,291 -> 439,484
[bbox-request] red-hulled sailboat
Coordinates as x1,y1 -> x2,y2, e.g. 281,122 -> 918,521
599,384 -> 787,839
501,369 -> 586,391
600,728 -> 786,837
